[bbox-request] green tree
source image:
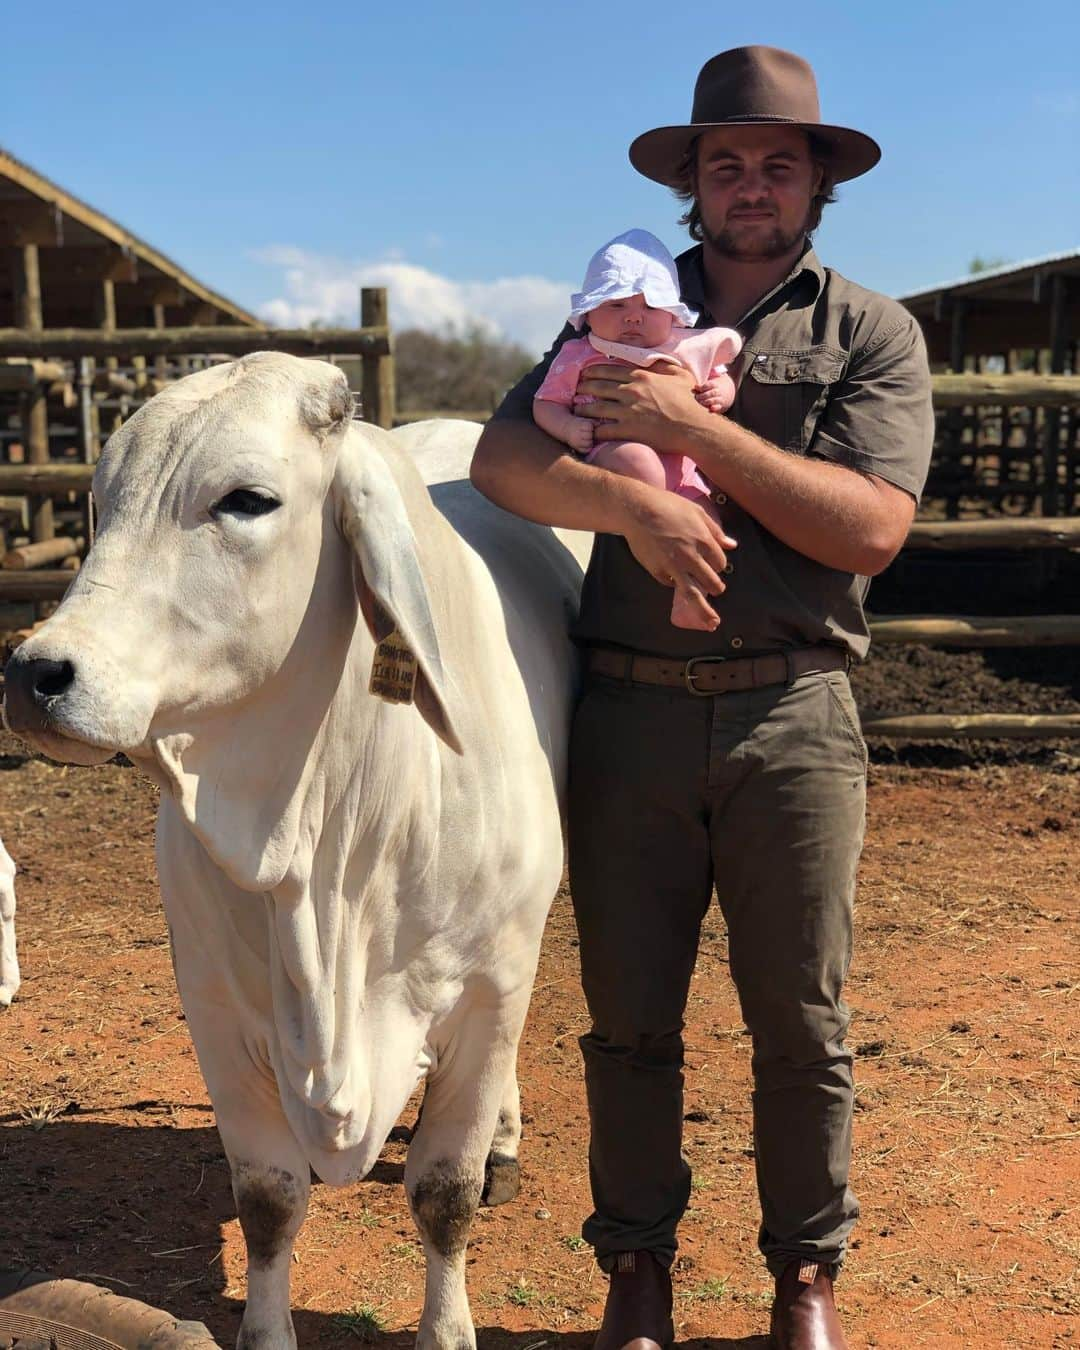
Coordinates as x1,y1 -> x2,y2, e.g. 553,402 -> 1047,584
394,325 -> 535,413
968,255 -> 1010,274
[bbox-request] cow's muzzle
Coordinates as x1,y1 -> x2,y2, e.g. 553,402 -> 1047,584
3,652 -> 77,735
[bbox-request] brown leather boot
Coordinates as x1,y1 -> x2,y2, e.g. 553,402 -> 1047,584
594,1251 -> 674,1350
769,1260 -> 848,1349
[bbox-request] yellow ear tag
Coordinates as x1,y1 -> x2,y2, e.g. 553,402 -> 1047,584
369,628 -> 418,704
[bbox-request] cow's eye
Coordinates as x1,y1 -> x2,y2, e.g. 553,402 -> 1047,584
212,489 -> 281,519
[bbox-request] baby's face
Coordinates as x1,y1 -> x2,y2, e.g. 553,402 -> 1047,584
587,293 -> 674,347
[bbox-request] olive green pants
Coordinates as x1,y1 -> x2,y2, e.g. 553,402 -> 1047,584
568,668 -> 866,1277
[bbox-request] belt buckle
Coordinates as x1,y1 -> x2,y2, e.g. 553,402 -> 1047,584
684,655 -> 727,696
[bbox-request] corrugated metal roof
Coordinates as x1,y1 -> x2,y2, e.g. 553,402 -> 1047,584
0,146 -> 258,326
899,247 -> 1080,304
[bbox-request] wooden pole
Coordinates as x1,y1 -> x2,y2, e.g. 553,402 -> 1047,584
0,570 -> 73,601
904,517 -> 1080,550
0,360 -> 66,390
1043,274 -> 1068,516
944,300 -> 968,519
152,303 -> 169,381
78,355 -> 99,546
95,279 -> 117,337
92,277 -> 123,440
361,288 -> 395,429
948,300 -> 967,375
869,614 -> 1080,647
2,536 -> 82,570
11,244 -> 53,544
0,326 -> 390,358
930,373 -> 1080,407
0,464 -> 95,493
860,713 -> 1080,740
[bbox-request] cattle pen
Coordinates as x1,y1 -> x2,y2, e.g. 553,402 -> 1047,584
1,164 -> 1077,1350
2,152 -> 1077,748
0,146 -> 397,612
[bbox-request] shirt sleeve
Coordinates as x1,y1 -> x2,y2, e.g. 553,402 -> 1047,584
489,322 -> 577,422
809,314 -> 935,500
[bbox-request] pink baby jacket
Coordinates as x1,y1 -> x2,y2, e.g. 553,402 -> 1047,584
534,327 -> 742,407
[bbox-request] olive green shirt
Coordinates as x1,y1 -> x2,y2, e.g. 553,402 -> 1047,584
490,243 -> 934,661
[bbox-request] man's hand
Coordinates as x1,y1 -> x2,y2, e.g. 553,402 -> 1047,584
577,362 -> 716,451
615,480 -> 737,625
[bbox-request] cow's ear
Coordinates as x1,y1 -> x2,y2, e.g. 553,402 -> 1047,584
333,435 -> 463,755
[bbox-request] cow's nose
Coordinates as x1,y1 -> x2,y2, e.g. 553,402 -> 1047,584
11,656 -> 75,702
4,653 -> 77,730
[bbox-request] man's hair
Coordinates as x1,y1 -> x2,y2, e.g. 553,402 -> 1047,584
671,132 -> 838,241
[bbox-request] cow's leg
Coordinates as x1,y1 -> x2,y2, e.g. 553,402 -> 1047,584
229,1139 -> 310,1350
0,869 -> 20,1008
481,1071 -> 521,1207
405,1014 -> 523,1350
159,822 -> 310,1350
178,991 -> 308,1349
183,1019 -> 309,1349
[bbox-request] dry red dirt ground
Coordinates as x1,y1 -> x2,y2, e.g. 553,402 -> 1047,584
0,734 -> 1076,1350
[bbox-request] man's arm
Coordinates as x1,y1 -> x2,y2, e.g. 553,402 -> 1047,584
575,318 -> 932,576
471,411 -> 736,601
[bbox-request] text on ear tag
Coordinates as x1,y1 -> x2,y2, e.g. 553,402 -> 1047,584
370,628 -> 418,704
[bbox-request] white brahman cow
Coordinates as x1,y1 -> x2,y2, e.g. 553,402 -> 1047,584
4,352 -> 591,1350
0,835 -> 18,1006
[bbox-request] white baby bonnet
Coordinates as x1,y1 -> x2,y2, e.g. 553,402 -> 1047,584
569,229 -> 698,331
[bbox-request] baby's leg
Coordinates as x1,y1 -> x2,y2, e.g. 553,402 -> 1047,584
591,442 -> 722,632
589,439 -> 669,490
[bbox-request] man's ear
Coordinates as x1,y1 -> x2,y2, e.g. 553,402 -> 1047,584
333,433 -> 463,755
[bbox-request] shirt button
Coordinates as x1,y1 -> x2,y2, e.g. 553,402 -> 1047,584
786,363 -> 800,379
723,563 -> 734,575
712,490 -> 728,506
730,636 -> 744,649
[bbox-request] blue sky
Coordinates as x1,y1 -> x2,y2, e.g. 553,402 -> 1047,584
3,2 -> 1077,353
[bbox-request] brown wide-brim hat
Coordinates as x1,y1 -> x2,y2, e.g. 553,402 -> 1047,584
630,46 -> 881,187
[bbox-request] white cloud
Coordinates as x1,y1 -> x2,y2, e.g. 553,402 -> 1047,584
251,245 -> 571,355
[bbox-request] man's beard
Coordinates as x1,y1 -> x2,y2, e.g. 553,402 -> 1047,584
700,207 -> 811,260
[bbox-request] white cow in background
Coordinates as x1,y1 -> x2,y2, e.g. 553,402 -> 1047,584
0,836 -> 19,1006
4,353 -> 591,1350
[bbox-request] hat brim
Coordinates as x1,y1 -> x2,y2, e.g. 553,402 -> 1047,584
629,120 -> 882,187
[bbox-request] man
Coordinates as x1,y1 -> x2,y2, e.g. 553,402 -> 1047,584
471,46 -> 933,1350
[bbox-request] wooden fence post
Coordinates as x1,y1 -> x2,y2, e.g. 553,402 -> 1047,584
94,277 -> 125,435
944,299 -> 968,520
11,244 -> 53,544
1043,274 -> 1068,516
360,287 -> 395,429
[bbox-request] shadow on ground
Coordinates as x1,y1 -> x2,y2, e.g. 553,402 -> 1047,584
0,1117 -> 770,1349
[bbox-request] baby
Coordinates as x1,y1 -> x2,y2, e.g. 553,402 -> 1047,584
533,229 -> 741,630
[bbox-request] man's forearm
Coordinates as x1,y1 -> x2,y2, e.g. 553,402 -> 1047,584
471,418 -> 637,534
471,417 -> 737,598
576,363 -> 915,576
680,414 -> 912,575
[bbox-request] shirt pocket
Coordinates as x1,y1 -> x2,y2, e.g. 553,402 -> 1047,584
745,344 -> 847,453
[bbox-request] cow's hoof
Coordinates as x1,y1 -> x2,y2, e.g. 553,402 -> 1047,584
480,1152 -> 520,1207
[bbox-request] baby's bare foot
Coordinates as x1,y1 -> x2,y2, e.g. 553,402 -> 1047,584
671,586 -> 720,631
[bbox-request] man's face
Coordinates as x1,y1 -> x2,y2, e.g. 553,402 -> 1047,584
693,125 -> 822,260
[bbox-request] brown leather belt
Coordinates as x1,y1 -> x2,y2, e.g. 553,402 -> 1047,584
587,644 -> 849,696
